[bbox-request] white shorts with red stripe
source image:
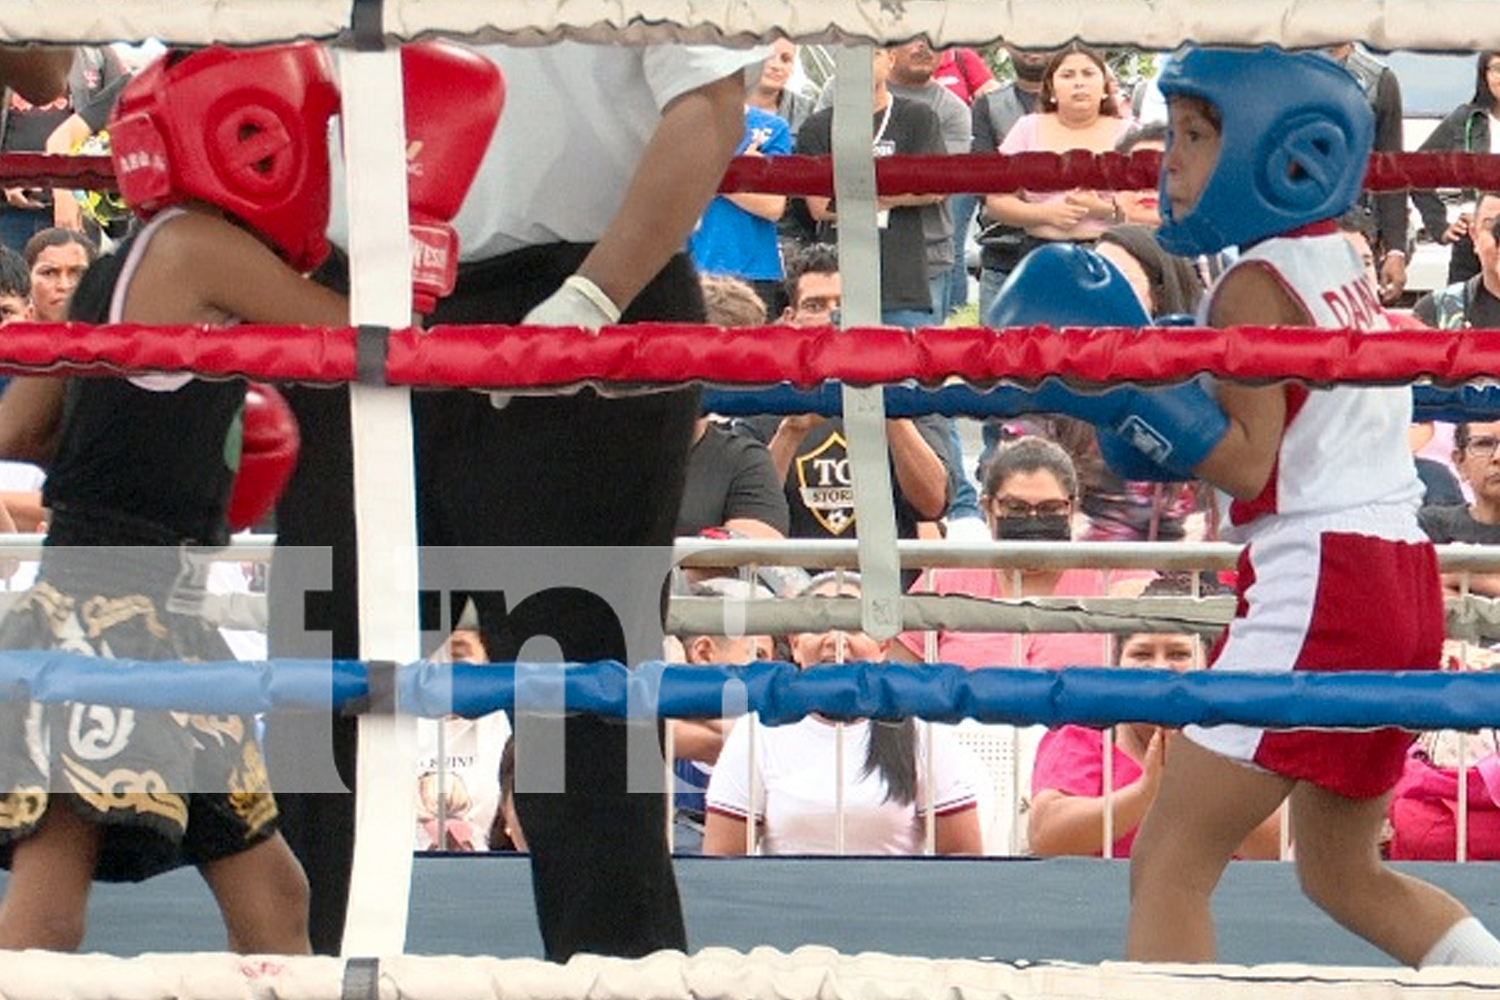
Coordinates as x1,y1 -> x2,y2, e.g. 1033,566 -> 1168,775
1186,508 -> 1444,799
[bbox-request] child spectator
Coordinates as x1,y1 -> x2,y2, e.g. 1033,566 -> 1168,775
678,275 -> 788,540
1388,639 -> 1500,862
668,574 -> 775,853
0,245 -> 46,536
0,244 -> 30,323
21,226 -> 95,322
414,620 -> 512,852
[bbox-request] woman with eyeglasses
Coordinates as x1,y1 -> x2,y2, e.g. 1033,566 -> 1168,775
701,572 -> 985,856
890,435 -> 1138,670
1418,420 -> 1500,597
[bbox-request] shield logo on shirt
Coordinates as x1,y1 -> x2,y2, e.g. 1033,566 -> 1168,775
795,430 -> 855,535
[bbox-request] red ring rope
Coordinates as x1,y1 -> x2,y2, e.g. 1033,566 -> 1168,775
4,150 -> 1499,197
724,150 -> 1500,197
3,321 -> 1498,390
0,144 -> 1491,392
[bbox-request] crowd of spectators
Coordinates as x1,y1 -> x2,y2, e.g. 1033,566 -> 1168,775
669,42 -> 1500,863
0,38 -> 1498,963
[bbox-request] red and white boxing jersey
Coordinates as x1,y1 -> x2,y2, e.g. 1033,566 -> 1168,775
1205,224 -> 1423,537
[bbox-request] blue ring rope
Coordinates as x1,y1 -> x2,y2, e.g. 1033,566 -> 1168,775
4,651 -> 1499,730
697,384 -> 1500,423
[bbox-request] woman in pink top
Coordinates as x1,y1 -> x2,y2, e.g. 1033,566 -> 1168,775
893,435 -> 1126,670
984,44 -> 1133,251
1028,630 -> 1194,858
1029,593 -> 1283,860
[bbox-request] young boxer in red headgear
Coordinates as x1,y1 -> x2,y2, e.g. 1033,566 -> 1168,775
0,41 -> 499,953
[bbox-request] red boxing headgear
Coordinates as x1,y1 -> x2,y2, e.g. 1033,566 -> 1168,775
110,43 -> 340,273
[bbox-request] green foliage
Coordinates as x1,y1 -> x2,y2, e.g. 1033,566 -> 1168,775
985,44 -> 1160,93
948,302 -> 981,328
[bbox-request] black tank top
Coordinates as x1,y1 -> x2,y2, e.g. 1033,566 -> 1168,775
42,229 -> 246,545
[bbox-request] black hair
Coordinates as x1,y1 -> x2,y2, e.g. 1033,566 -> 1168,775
1113,570 -> 1232,657
1471,52 -> 1500,110
1336,206 -> 1377,243
487,736 -> 520,852
1039,43 -> 1120,118
22,226 -> 98,268
1116,121 -> 1168,154
1096,223 -> 1204,316
1139,569 -> 1232,599
799,572 -> 917,805
781,242 -> 839,310
0,245 -> 29,299
865,718 -> 918,806
980,434 -> 1079,500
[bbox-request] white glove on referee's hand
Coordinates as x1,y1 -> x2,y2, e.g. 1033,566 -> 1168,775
523,274 -> 621,329
492,274 -> 622,408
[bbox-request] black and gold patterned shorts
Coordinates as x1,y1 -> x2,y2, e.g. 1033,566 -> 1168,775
0,545 -> 278,883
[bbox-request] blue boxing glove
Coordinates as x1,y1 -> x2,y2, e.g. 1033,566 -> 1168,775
1024,378 -> 1226,478
987,243 -> 1228,478
1097,427 -> 1187,482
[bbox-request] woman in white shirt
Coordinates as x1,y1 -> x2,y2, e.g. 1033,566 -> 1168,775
703,573 -> 984,856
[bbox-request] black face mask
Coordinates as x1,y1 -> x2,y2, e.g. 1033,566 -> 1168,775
993,514 -> 1072,542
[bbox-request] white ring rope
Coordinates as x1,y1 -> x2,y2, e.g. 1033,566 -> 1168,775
2,0 -> 1498,51
0,945 -> 1497,1000
4,534 -> 1500,638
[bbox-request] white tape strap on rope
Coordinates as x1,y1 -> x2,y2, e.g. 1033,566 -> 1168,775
5,0 -> 1500,51
339,47 -> 422,957
830,46 -> 901,642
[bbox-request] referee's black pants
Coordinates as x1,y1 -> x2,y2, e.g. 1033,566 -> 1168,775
267,243 -> 700,961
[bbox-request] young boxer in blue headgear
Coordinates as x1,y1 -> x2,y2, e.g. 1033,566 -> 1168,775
1117,44 -> 1500,968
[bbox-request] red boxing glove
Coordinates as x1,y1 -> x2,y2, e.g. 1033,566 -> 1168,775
402,41 -> 505,315
228,383 -> 301,531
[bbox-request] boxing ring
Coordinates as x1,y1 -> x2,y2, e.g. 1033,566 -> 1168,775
7,0 -> 1500,995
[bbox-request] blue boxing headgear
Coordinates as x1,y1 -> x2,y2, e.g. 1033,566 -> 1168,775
1155,45 -> 1374,256
985,242 -> 1150,330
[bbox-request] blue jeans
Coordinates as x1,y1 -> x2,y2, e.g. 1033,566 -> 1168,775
0,207 -> 49,255
946,193 -> 979,315
882,307 -> 935,329
672,810 -> 705,854
944,418 -> 982,522
927,271 -> 952,326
